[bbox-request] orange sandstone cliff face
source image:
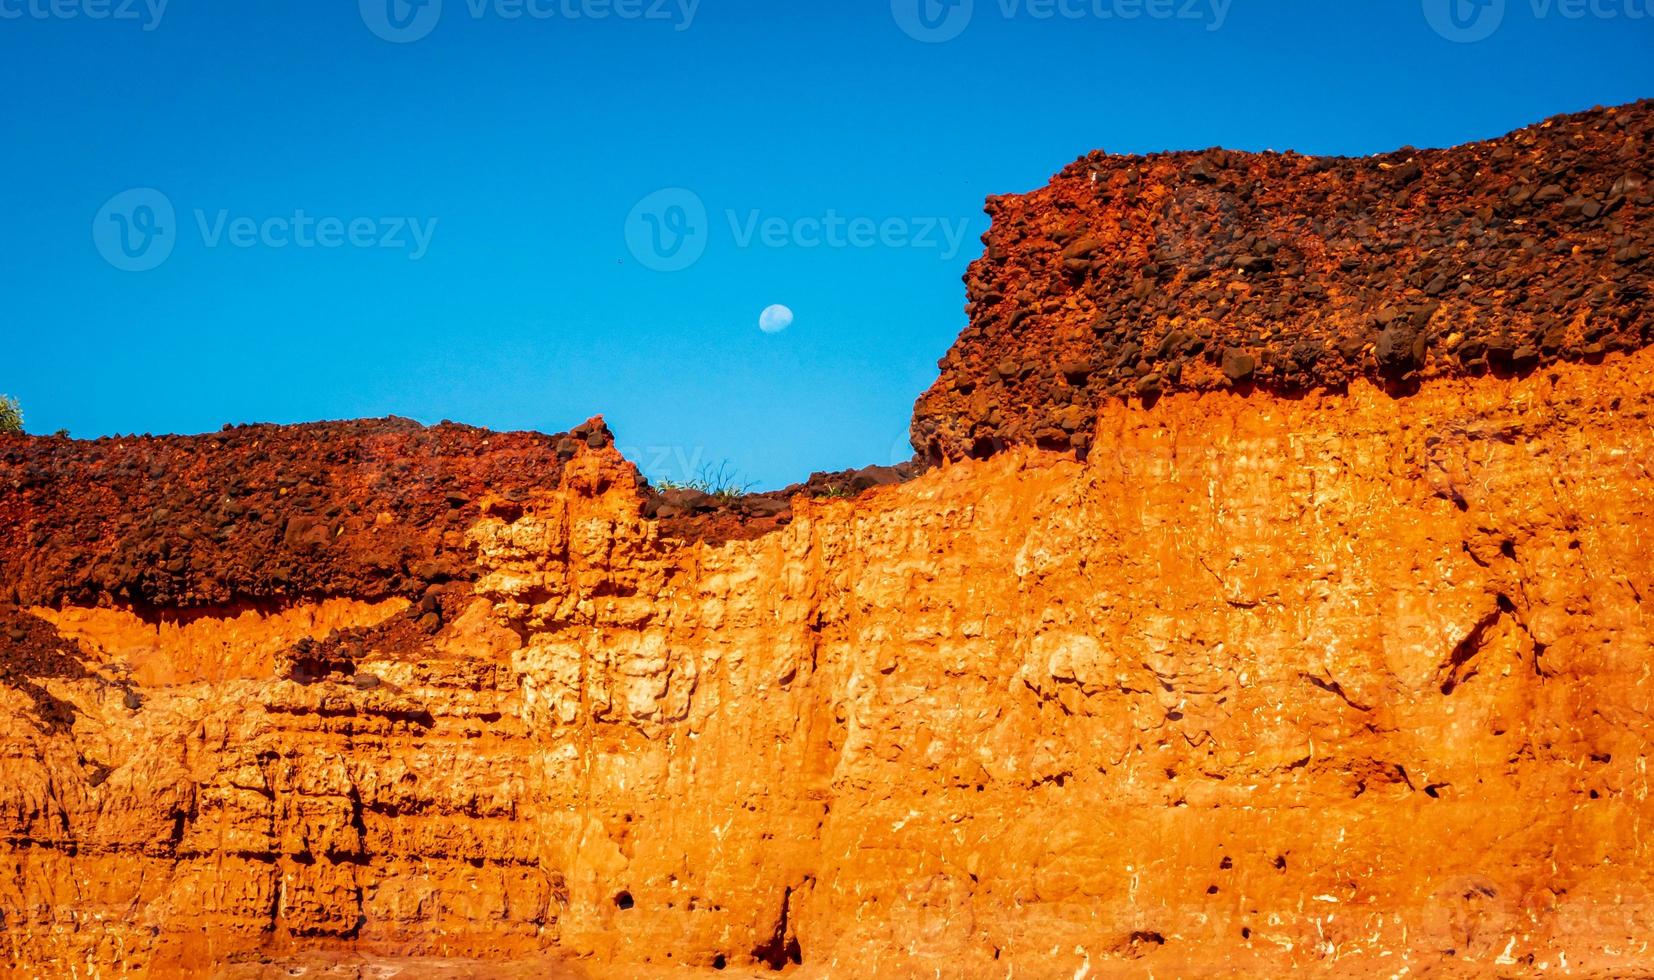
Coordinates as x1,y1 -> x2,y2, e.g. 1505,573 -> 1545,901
4,103 -> 1654,977
3,350 -> 1652,977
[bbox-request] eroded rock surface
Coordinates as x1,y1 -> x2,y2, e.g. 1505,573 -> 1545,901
2,350 -> 1652,977
3,102 -> 1653,978
913,100 -> 1652,461
0,416 -> 614,610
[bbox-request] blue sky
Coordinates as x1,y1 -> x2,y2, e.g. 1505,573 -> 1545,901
1,0 -> 1649,488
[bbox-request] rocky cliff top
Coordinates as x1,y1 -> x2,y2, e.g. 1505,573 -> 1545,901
0,417 -> 613,610
912,100 -> 1653,462
0,415 -> 917,612
4,102 -> 1648,610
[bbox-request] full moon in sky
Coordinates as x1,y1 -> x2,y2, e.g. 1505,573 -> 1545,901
759,304 -> 794,334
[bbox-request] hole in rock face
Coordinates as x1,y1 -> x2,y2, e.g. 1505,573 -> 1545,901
290,654 -> 355,684
1241,927 -> 1252,940
752,886 -> 804,969
1273,855 -> 1288,871
712,954 -> 727,970
614,891 -> 634,910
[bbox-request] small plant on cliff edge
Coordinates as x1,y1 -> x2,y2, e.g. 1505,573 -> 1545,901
0,395 -> 22,435
656,460 -> 756,504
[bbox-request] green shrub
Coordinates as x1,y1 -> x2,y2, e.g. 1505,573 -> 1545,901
0,395 -> 21,435
656,461 -> 755,503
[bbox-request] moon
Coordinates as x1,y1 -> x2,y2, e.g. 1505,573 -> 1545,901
759,304 -> 794,334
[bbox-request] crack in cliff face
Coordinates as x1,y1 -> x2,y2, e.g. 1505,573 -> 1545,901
1300,672 -> 1372,713
1438,600 -> 1509,696
1437,579 -> 1559,695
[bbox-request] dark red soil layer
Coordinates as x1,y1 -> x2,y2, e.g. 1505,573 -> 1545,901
913,100 -> 1653,462
0,415 -> 915,630
0,415 -> 914,724
0,417 -> 611,611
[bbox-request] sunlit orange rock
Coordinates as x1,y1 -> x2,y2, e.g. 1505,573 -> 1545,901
3,102 -> 1653,977
3,348 -> 1652,976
